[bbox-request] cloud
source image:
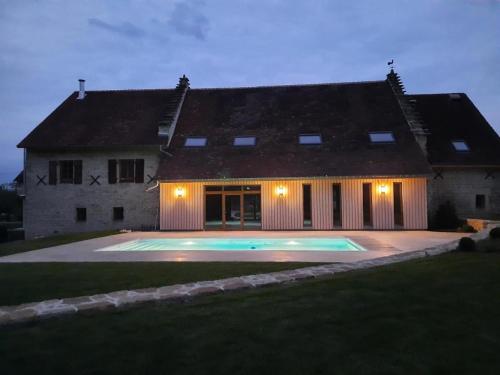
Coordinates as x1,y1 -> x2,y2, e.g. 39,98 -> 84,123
167,1 -> 209,40
88,18 -> 146,38
0,0 -> 499,183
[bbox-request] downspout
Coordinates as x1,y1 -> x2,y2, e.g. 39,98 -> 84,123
23,148 -> 27,196
145,180 -> 159,192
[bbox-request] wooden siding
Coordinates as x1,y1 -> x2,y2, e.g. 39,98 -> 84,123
160,178 -> 427,230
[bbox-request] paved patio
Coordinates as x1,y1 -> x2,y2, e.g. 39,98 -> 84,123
0,230 -> 466,263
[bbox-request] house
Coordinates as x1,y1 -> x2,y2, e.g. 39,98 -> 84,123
16,71 -> 500,238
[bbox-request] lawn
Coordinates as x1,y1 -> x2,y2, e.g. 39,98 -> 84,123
1,251 -> 500,374
0,230 -> 120,257
0,262 -> 314,306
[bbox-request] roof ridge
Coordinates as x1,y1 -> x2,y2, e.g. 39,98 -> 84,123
409,93 -> 467,97
190,80 -> 386,91
74,88 -> 176,94
72,79 -> 386,94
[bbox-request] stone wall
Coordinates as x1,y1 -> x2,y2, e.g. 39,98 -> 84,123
428,168 -> 500,221
23,148 -> 160,239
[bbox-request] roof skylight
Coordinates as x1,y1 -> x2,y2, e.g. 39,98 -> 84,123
299,134 -> 322,145
452,140 -> 469,152
369,132 -> 395,143
184,137 -> 207,147
234,136 -> 256,146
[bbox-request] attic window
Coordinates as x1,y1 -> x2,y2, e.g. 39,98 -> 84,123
234,136 -> 256,146
452,140 -> 469,152
369,132 -> 395,143
184,137 -> 207,147
449,93 -> 461,100
299,134 -> 322,145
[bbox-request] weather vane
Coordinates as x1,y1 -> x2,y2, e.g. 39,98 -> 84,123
387,59 -> 395,71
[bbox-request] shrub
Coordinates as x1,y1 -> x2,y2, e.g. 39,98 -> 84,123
477,238 -> 500,253
459,224 -> 476,233
457,237 -> 476,252
7,228 -> 24,242
0,226 -> 7,243
432,201 -> 461,230
489,227 -> 500,239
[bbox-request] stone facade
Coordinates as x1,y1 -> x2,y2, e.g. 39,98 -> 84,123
428,168 -> 500,220
22,148 -> 160,239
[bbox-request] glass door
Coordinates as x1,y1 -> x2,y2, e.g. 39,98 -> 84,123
243,194 -> 261,229
205,194 -> 223,229
205,185 -> 261,230
224,194 -> 242,230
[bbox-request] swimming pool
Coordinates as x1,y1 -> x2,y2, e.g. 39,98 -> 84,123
97,237 -> 366,252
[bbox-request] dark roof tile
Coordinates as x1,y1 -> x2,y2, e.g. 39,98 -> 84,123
411,94 -> 500,166
158,81 -> 432,179
18,89 -> 182,148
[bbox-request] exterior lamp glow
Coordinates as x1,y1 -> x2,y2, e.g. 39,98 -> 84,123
276,185 -> 286,197
176,187 -> 185,198
378,185 -> 388,195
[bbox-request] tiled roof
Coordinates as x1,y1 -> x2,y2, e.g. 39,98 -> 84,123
157,80 -> 432,179
411,93 -> 500,166
18,88 -> 183,148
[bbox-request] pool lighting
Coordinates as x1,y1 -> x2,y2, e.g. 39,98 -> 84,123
286,240 -> 300,245
176,187 -> 185,198
182,241 -> 196,245
378,184 -> 388,195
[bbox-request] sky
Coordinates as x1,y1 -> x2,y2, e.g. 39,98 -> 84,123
0,0 -> 499,183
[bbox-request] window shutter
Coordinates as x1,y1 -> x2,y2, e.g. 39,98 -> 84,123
108,160 -> 117,184
49,161 -> 57,185
74,160 -> 82,184
135,159 -> 144,183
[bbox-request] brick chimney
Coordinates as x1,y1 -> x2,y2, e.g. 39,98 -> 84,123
77,79 -> 86,100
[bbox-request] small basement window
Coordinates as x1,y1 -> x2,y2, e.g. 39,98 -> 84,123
452,140 -> 469,152
76,207 -> 86,222
299,134 -> 322,145
234,136 -> 256,146
476,194 -> 486,209
113,207 -> 124,221
369,132 -> 395,143
185,137 -> 207,147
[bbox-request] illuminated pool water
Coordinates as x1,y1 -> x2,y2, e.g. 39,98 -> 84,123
97,238 -> 366,252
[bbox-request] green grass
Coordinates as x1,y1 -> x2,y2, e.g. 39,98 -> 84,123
2,252 -> 500,374
0,230 -> 120,257
0,262 -> 315,306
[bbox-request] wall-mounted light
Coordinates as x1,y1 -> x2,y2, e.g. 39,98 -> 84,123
175,187 -> 185,198
378,184 -> 388,195
276,185 -> 286,197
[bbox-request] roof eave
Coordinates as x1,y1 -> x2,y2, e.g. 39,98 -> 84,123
157,173 -> 432,183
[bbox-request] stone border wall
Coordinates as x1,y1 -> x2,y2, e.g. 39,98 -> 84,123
0,228 -> 493,326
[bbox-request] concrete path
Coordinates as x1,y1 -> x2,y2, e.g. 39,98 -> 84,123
2,228 -> 490,326
0,230 -> 467,263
